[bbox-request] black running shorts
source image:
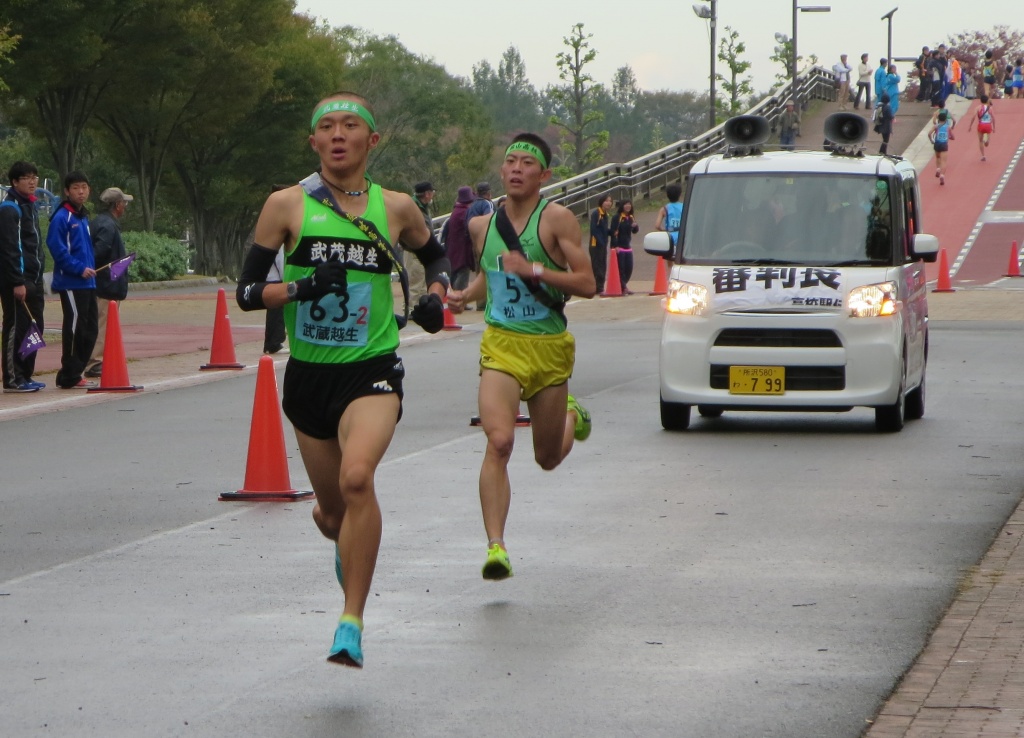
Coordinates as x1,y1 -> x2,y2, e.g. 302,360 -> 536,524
282,353 -> 405,440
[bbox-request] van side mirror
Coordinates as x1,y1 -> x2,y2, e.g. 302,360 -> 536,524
644,231 -> 673,257
912,233 -> 939,263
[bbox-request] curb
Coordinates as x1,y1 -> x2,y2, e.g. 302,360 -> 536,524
128,276 -> 221,291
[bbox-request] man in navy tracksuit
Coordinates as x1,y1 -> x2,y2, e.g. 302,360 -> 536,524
0,161 -> 47,392
47,171 -> 98,389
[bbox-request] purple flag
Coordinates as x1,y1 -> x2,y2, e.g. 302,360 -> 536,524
18,321 -> 45,360
108,252 -> 137,281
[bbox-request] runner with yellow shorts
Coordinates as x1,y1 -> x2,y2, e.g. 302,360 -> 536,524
449,132 -> 597,580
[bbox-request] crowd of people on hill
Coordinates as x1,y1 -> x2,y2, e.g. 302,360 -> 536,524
808,43 -> 1012,160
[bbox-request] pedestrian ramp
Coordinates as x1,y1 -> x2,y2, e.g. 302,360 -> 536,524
915,97 -> 1024,288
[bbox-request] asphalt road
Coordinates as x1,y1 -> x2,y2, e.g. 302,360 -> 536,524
3,317 -> 1024,737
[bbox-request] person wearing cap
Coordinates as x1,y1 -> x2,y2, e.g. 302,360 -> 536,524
466,181 -> 494,223
412,181 -> 434,228
777,99 -> 800,151
442,185 -> 476,292
465,182 -> 494,310
404,181 -> 435,300
85,187 -> 133,378
234,91 -> 452,669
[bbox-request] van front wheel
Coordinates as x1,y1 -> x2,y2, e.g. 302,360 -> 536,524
661,397 -> 691,431
905,370 -> 926,421
875,362 -> 906,432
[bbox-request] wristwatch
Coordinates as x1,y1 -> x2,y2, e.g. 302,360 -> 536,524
286,281 -> 298,302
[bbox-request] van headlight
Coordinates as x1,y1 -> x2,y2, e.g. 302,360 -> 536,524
848,282 -> 898,317
666,279 -> 709,316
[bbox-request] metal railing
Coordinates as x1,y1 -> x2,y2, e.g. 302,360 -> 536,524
433,66 -> 837,228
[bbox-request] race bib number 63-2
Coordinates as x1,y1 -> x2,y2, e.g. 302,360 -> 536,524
296,282 -> 371,347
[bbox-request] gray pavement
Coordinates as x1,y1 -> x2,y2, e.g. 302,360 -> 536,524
3,316 -> 1024,738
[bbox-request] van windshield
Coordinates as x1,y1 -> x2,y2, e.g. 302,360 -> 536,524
681,173 -> 894,266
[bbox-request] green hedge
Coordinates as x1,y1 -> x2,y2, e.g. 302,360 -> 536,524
122,231 -> 189,283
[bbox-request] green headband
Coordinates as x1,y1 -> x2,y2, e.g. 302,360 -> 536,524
505,141 -> 549,169
311,100 -> 377,132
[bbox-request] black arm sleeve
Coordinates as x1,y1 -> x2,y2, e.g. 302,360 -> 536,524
235,243 -> 280,311
412,232 -> 451,290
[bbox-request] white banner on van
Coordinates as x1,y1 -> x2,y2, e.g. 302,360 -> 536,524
711,267 -> 844,312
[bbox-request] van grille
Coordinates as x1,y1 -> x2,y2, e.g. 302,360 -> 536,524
714,328 -> 842,348
710,365 -> 846,391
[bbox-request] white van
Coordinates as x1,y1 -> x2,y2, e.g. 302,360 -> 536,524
644,114 -> 939,432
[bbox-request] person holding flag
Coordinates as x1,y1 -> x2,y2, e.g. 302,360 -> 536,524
86,187 -> 133,378
0,161 -> 48,393
47,171 -> 99,390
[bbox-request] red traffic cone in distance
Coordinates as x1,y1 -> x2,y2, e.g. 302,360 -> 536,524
442,302 -> 463,331
601,248 -> 623,297
650,256 -> 669,296
220,356 -> 312,501
1006,240 -> 1022,277
200,288 -> 245,370
933,247 -> 955,292
87,300 -> 143,393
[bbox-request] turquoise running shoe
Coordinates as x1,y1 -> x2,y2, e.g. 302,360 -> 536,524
567,395 -> 592,441
482,543 -> 513,580
327,619 -> 363,668
334,548 -> 343,589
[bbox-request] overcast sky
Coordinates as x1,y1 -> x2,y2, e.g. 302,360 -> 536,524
298,0 -> 1019,96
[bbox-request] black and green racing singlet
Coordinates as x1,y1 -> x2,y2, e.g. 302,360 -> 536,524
282,184 -> 398,363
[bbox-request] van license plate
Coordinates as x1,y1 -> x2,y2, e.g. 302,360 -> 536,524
729,366 -> 785,395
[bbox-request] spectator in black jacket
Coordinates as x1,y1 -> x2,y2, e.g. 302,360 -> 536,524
0,161 -> 47,393
85,187 -> 133,378
611,199 -> 640,294
915,46 -> 931,102
928,49 -> 948,108
588,192 -> 613,293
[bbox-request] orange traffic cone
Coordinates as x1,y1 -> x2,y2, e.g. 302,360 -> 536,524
650,256 -> 669,296
1006,240 -> 1022,277
220,356 -> 312,501
933,248 -> 956,293
88,300 -> 143,393
200,288 -> 245,370
442,302 -> 463,331
601,248 -> 623,297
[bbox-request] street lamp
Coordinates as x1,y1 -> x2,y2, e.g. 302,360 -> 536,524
692,1 -> 717,130
787,1 -> 831,110
881,7 -> 898,72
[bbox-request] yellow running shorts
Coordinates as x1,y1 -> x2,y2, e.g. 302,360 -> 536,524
479,325 -> 575,400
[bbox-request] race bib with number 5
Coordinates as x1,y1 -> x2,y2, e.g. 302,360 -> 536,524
487,269 -> 550,323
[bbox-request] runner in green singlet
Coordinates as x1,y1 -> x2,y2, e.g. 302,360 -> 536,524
448,132 -> 597,580
235,91 -> 452,668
